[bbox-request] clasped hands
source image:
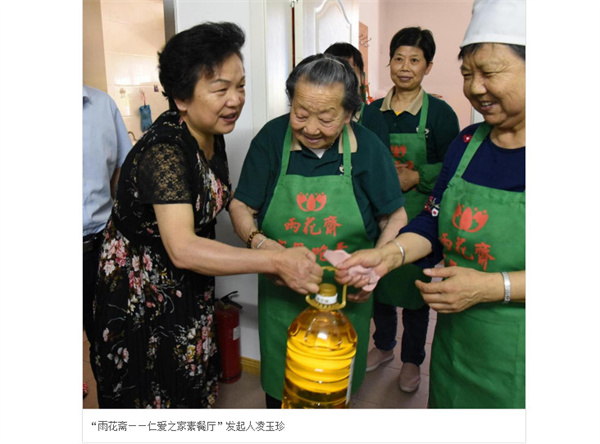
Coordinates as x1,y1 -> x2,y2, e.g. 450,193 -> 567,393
265,241 -> 491,312
263,243 -> 377,302
396,163 -> 420,192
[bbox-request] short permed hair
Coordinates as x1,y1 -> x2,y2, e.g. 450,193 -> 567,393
389,27 -> 436,65
285,54 -> 362,115
158,22 -> 245,110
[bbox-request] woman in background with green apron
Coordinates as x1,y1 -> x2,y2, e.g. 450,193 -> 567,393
366,27 -> 459,393
230,55 -> 406,408
335,0 -> 526,408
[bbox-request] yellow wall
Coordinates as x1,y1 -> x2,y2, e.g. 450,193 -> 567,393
82,0 -> 107,91
83,0 -> 169,142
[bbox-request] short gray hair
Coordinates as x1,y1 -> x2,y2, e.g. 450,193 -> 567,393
285,54 -> 361,114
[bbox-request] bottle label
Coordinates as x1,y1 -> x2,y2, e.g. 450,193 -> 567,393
315,294 -> 337,305
233,326 -> 241,341
346,356 -> 356,406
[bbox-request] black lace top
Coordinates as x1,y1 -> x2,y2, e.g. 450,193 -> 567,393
113,110 -> 232,244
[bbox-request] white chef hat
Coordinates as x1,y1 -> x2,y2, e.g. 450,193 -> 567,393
461,0 -> 526,48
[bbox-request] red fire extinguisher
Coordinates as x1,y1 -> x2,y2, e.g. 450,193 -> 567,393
215,291 -> 242,383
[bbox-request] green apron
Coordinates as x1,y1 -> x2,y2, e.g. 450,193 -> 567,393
355,103 -> 365,125
258,124 -> 374,400
429,123 -> 525,408
374,92 -> 430,309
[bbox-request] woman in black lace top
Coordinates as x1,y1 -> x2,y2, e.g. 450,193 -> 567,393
92,22 -> 322,408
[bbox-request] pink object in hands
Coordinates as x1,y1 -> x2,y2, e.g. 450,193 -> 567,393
323,249 -> 380,291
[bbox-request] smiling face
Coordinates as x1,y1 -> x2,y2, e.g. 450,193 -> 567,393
461,43 -> 525,132
174,53 -> 245,146
289,79 -> 351,150
389,45 -> 432,93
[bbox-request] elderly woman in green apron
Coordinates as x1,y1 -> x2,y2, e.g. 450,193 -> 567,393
229,54 -> 407,408
335,0 -> 526,408
365,27 -> 460,393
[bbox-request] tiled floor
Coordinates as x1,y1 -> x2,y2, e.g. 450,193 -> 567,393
83,307 -> 436,409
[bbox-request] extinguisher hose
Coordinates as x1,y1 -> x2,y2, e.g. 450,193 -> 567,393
218,291 -> 243,310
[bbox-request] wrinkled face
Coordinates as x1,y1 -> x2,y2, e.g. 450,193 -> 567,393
461,43 -> 526,131
289,79 -> 351,150
389,45 -> 432,92
175,53 -> 245,143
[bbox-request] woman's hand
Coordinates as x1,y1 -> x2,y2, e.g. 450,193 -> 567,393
334,248 -> 390,289
396,163 -> 419,192
416,266 -> 503,313
258,238 -> 288,286
347,290 -> 372,303
273,247 -> 323,295
333,234 -> 432,292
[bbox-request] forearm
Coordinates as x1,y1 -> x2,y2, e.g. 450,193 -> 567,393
476,270 -> 525,304
156,202 -> 269,275
381,232 -> 433,272
228,198 -> 264,248
418,267 -> 525,313
376,207 -> 408,247
461,269 -> 525,305
494,270 -> 525,303
171,234 -> 283,276
155,203 -> 321,294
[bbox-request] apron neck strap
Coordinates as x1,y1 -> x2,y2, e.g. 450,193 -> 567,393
355,103 -> 365,125
416,91 -> 429,136
340,124 -> 351,177
281,124 -> 293,174
455,122 -> 491,178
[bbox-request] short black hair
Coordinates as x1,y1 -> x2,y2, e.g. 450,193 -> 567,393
324,42 -> 364,75
285,54 -> 362,115
389,27 -> 436,65
458,43 -> 526,61
158,22 -> 245,110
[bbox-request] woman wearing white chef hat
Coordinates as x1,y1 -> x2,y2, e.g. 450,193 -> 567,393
334,0 -> 526,408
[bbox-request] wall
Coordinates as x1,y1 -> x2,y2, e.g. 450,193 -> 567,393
357,0 -> 382,97
262,1 -> 294,121
82,0 -> 170,142
82,0 -> 108,91
377,0 -> 473,128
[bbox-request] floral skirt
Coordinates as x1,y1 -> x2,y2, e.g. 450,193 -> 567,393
92,220 -> 220,408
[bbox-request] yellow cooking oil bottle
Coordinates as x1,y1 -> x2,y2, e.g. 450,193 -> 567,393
282,268 -> 357,408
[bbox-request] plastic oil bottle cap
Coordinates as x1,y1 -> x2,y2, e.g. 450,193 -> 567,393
315,283 -> 338,305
